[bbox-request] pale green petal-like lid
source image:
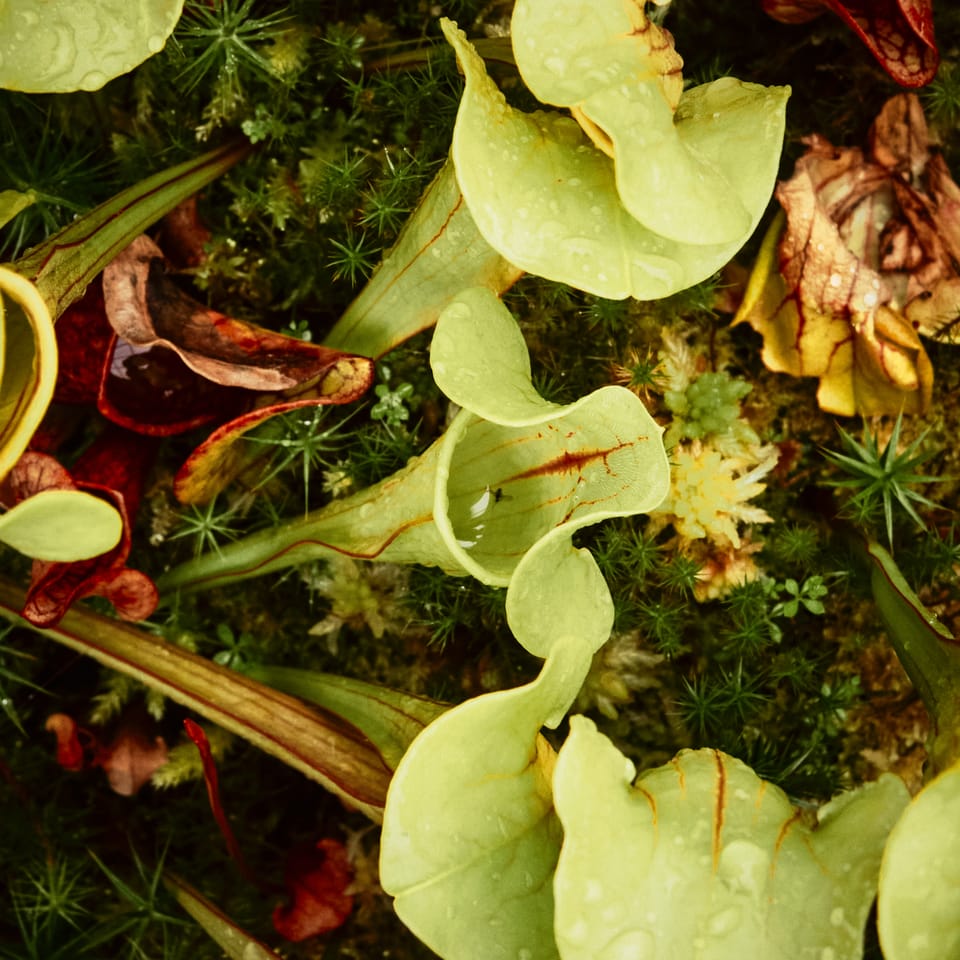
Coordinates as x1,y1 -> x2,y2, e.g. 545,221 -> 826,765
381,637 -> 593,960
553,717 -> 910,960
511,0 -> 683,113
510,0 -> 788,247
0,0 -> 184,93
430,287 -> 669,587
0,489 -> 122,561
441,20 -> 789,299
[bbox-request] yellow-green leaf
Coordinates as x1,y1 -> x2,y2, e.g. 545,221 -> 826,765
0,0 -> 185,93
441,18 -> 789,300
0,266 -> 56,481
553,717 -> 910,960
0,489 -> 123,561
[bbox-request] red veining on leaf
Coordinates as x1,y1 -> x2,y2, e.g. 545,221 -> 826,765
762,0 -> 938,87
505,441 -> 633,482
711,751 -> 727,872
771,809 -> 804,875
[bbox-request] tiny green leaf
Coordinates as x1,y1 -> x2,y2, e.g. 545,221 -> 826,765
0,0 -> 185,93
0,489 -> 122,561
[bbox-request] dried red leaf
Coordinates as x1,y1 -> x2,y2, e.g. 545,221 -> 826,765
98,333 -> 249,436
45,713 -> 87,771
95,718 -> 168,797
90,234 -> 374,498
52,276 -> 248,436
272,838 -> 354,942
763,0 -> 938,87
53,282 -> 114,405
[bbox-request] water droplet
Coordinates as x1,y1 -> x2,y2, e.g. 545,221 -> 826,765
707,906 -> 741,936
585,879 -> 604,902
147,33 -> 166,54
830,907 -> 845,927
862,291 -> 878,308
829,273 -> 842,288
518,949 -> 533,960
717,839 -> 770,898
908,932 -> 930,952
601,929 -> 654,960
80,69 -> 107,90
21,9 -> 39,25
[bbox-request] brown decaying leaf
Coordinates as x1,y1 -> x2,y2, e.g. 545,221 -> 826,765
103,236 -> 357,392
762,0 -> 938,88
735,93 -> 960,416
155,197 -> 212,269
97,235 -> 375,502
45,709 -> 168,797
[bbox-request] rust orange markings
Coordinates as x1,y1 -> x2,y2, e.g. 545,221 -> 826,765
712,750 -> 727,871
505,439 -> 638,482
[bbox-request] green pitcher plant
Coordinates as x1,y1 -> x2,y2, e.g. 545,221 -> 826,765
439,4 -> 789,301
377,538 -> 960,960
379,574 -> 911,960
324,0 -> 790,360
0,265 -> 123,561
159,285 -> 671,609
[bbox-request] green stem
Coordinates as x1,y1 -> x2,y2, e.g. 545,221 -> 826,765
158,440 -> 444,595
12,140 -> 253,321
0,577 -> 389,820
865,541 -> 960,775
